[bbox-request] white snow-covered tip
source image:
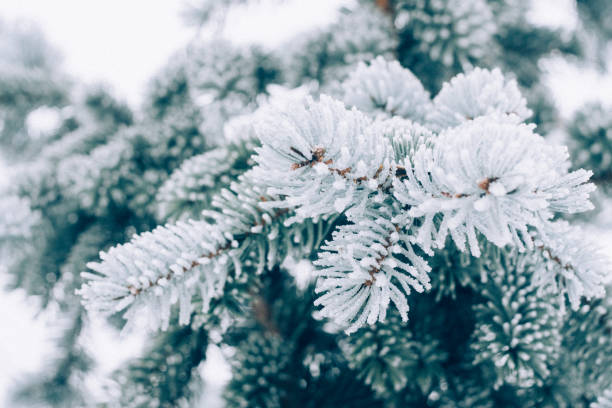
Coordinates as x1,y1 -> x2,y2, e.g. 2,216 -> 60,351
253,94 -> 394,224
314,204 -> 431,334
428,67 -> 531,130
533,221 -> 611,311
342,56 -> 432,123
370,117 -> 435,163
393,116 -> 595,256
78,220 -> 231,332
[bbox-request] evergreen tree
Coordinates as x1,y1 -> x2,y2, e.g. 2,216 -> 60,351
2,1 -> 612,407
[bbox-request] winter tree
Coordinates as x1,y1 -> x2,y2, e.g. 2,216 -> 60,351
1,0 -> 612,407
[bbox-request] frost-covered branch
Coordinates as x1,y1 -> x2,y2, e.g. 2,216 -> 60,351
396,0 -> 497,67
80,172 -> 331,331
314,203 -> 430,333
79,219 -> 230,331
532,221 -> 610,310
341,56 -> 431,123
253,95 -> 395,223
81,66 -> 603,337
427,67 -> 531,130
156,112 -> 260,221
393,116 -> 594,256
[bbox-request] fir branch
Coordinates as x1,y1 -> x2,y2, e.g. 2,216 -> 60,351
79,219 -> 229,331
427,67 -> 531,130
314,202 -> 431,333
279,2 -> 397,87
80,172 -> 331,331
393,116 -> 595,256
472,252 -> 562,388
394,0 -> 497,90
567,100 -> 612,184
532,221 -> 610,311
341,56 -> 431,123
253,95 -> 395,223
155,146 -> 246,222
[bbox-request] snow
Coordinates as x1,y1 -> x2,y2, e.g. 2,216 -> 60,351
0,0 -> 612,406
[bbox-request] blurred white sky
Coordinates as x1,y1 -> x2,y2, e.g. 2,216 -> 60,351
0,0 -> 612,406
1,0 -> 192,106
0,0 -> 347,106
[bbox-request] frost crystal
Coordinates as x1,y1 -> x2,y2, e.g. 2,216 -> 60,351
79,220 -> 230,332
428,68 -> 531,130
393,117 -> 594,255
314,204 -> 431,334
76,51 -> 604,348
254,95 -> 394,224
342,56 -> 431,123
533,222 -> 610,310
372,117 -> 435,163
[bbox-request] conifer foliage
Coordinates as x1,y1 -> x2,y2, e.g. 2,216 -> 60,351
1,0 -> 612,407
